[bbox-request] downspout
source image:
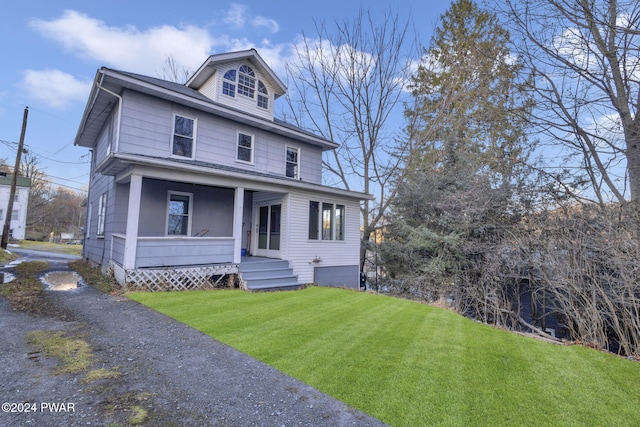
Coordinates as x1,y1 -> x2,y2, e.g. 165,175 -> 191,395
96,72 -> 123,153
93,72 -> 123,269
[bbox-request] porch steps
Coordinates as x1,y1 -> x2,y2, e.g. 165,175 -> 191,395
239,258 -> 301,291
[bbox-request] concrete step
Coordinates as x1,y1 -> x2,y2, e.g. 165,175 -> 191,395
239,259 -> 290,272
241,268 -> 295,280
239,258 -> 300,291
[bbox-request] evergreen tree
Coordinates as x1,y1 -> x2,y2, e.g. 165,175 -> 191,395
382,0 -> 532,289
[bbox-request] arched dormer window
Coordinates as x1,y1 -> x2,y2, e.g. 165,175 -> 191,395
223,70 -> 236,97
258,81 -> 269,109
238,65 -> 256,98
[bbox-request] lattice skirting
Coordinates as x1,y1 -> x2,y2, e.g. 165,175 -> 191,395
123,264 -> 239,291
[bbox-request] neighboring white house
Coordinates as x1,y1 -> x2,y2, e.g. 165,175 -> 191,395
74,49 -> 371,290
0,174 -> 31,241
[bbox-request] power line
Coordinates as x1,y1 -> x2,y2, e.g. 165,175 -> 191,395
45,173 -> 89,187
47,180 -> 88,193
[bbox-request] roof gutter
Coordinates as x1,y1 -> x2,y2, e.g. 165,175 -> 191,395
101,68 -> 338,150
102,152 -> 373,200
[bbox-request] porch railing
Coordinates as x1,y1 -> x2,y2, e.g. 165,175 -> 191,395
111,234 -> 235,268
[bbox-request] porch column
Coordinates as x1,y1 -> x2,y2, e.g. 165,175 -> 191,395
233,187 -> 245,264
123,174 -> 142,270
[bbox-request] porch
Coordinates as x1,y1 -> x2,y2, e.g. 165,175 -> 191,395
113,253 -> 300,291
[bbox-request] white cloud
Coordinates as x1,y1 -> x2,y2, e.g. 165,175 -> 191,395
25,9 -> 291,107
29,10 -> 214,75
252,16 -> 279,34
22,69 -> 92,108
224,4 -> 248,29
224,4 -> 280,34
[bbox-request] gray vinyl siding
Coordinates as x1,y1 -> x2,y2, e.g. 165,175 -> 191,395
138,178 -> 234,237
285,190 -> 361,284
83,172 -> 115,269
135,237 -> 234,268
116,90 -> 323,184
118,90 -> 173,157
314,265 -> 360,289
112,182 -> 129,235
111,235 -> 125,266
94,110 -> 115,165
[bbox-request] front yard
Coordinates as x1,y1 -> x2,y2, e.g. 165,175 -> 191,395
128,286 -> 640,427
14,240 -> 83,256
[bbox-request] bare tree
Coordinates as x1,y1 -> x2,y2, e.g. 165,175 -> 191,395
0,158 -> 10,174
158,54 -> 192,83
501,0 -> 640,209
21,152 -> 52,238
284,9 -> 420,269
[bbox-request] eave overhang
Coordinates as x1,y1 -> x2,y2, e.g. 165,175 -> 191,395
186,49 -> 287,98
96,152 -> 373,201
73,68 -> 337,151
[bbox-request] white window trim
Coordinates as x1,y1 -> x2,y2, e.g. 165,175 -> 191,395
170,113 -> 197,159
222,69 -> 237,98
236,131 -> 255,165
285,145 -> 300,179
257,81 -> 269,110
308,200 -> 346,242
237,65 -> 256,99
97,193 -> 107,238
166,191 -> 193,236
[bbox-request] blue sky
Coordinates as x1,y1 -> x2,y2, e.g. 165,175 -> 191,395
0,1 -> 452,194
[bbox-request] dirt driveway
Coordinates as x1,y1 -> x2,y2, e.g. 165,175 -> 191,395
0,255 -> 387,426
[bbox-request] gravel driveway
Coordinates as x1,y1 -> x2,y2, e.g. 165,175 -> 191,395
0,255 -> 387,426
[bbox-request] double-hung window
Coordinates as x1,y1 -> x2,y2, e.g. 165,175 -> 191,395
258,81 -> 269,109
167,192 -> 192,236
172,114 -> 195,158
286,146 -> 299,179
97,193 -> 107,237
238,65 -> 256,98
308,201 -> 345,241
237,132 -> 253,163
223,70 -> 236,97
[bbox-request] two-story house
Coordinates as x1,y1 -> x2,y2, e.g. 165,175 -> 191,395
0,174 -> 31,241
74,49 -> 370,290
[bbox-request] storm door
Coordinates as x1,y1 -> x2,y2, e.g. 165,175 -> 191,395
255,203 -> 281,258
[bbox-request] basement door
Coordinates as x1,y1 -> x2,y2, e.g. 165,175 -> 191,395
254,203 -> 281,258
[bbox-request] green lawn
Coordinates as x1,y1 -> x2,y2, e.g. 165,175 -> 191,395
14,240 -> 83,256
128,287 -> 640,426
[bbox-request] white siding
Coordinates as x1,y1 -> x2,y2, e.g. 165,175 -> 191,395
285,190 -> 361,284
208,60 -> 274,121
199,73 -> 218,101
0,185 -> 30,240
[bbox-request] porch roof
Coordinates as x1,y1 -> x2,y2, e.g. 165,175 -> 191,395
98,152 -> 373,201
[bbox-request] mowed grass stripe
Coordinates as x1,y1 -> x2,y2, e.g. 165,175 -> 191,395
129,286 -> 640,427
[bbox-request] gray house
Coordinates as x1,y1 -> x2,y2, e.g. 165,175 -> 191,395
74,49 -> 370,290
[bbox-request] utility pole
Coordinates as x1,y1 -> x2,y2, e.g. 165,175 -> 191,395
1,107 -> 29,249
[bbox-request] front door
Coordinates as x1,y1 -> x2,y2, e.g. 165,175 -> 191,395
255,204 -> 281,258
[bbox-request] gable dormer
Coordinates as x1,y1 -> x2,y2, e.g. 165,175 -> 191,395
186,49 -> 286,121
